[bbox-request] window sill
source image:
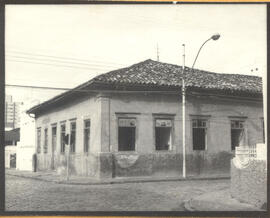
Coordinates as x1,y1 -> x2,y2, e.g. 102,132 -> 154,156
155,149 -> 173,153
115,151 -> 137,154
192,150 -> 207,152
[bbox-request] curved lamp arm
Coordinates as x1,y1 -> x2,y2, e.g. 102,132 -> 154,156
192,33 -> 220,69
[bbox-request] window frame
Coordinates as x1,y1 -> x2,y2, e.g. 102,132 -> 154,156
44,128 -> 48,154
60,122 -> 66,153
84,119 -> 91,153
116,113 -> 140,152
70,120 -> 76,153
229,116 -> 247,151
51,124 -> 57,154
190,115 -> 211,151
153,114 -> 175,152
36,127 -> 41,154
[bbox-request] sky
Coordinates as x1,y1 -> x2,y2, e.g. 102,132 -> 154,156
5,4 -> 267,105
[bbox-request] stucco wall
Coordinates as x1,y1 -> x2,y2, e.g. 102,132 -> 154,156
35,94 -> 105,177
107,93 -> 263,177
109,93 -> 263,154
34,91 -> 264,178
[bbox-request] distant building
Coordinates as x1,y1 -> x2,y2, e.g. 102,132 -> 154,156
5,146 -> 17,168
27,59 -> 264,179
16,99 -> 40,171
5,95 -> 21,130
5,128 -> 20,169
5,128 -> 20,146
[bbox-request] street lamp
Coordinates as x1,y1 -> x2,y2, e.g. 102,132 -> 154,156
182,33 -> 220,178
191,33 -> 220,68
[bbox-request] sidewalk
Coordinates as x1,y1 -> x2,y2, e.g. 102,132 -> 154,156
184,189 -> 264,211
5,168 -> 229,185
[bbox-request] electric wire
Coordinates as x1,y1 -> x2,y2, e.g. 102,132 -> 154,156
6,55 -> 124,68
6,59 -> 116,71
6,50 -> 124,66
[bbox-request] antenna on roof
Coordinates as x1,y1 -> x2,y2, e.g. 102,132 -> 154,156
157,43 -> 160,62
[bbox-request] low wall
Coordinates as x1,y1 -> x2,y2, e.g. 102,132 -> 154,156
230,158 -> 267,208
36,151 -> 232,179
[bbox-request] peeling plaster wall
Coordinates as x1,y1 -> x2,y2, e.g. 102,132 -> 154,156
35,94 -> 104,178
34,92 -> 263,178
108,93 -> 263,178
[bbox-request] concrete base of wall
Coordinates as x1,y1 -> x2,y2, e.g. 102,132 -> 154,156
230,159 -> 267,208
36,151 -> 232,179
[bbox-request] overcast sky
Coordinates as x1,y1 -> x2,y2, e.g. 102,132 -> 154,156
5,4 -> 267,104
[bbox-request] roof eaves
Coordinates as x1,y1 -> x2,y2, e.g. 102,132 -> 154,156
26,79 -> 97,114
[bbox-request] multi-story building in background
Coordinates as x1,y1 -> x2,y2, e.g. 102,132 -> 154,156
5,95 -> 21,130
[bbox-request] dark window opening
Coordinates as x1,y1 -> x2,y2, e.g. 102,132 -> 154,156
155,119 -> 172,150
60,124 -> 66,153
84,120 -> 90,153
118,118 -> 136,151
231,120 -> 245,150
70,122 -> 76,153
37,128 -> 41,153
44,128 -> 48,153
52,126 -> 57,153
192,119 -> 207,150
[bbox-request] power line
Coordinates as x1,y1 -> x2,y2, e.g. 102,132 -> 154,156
6,59 -> 116,71
6,84 -> 70,91
6,50 -> 124,66
6,54 -> 123,69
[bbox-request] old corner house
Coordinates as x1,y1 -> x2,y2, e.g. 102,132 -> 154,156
27,59 -> 264,179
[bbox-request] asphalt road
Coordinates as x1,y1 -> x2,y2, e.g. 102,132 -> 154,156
5,174 -> 229,211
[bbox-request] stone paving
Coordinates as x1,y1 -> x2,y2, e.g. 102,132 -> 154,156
6,174 -> 230,211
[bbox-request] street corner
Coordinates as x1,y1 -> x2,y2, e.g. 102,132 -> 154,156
184,189 -> 264,211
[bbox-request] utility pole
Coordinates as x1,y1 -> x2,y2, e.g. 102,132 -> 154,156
182,44 -> 186,178
180,34 -> 220,179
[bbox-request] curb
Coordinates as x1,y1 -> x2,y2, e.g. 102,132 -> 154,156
6,172 -> 230,186
6,172 -> 56,183
182,189 -> 264,212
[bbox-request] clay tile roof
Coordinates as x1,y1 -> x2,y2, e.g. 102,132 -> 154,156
27,59 -> 262,114
93,59 -> 262,93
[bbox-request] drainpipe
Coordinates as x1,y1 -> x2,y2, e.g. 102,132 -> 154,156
182,44 -> 186,178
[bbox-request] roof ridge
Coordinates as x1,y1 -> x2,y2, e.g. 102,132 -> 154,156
27,59 -> 263,114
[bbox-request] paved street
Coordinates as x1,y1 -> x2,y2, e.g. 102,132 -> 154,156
6,174 -> 229,211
